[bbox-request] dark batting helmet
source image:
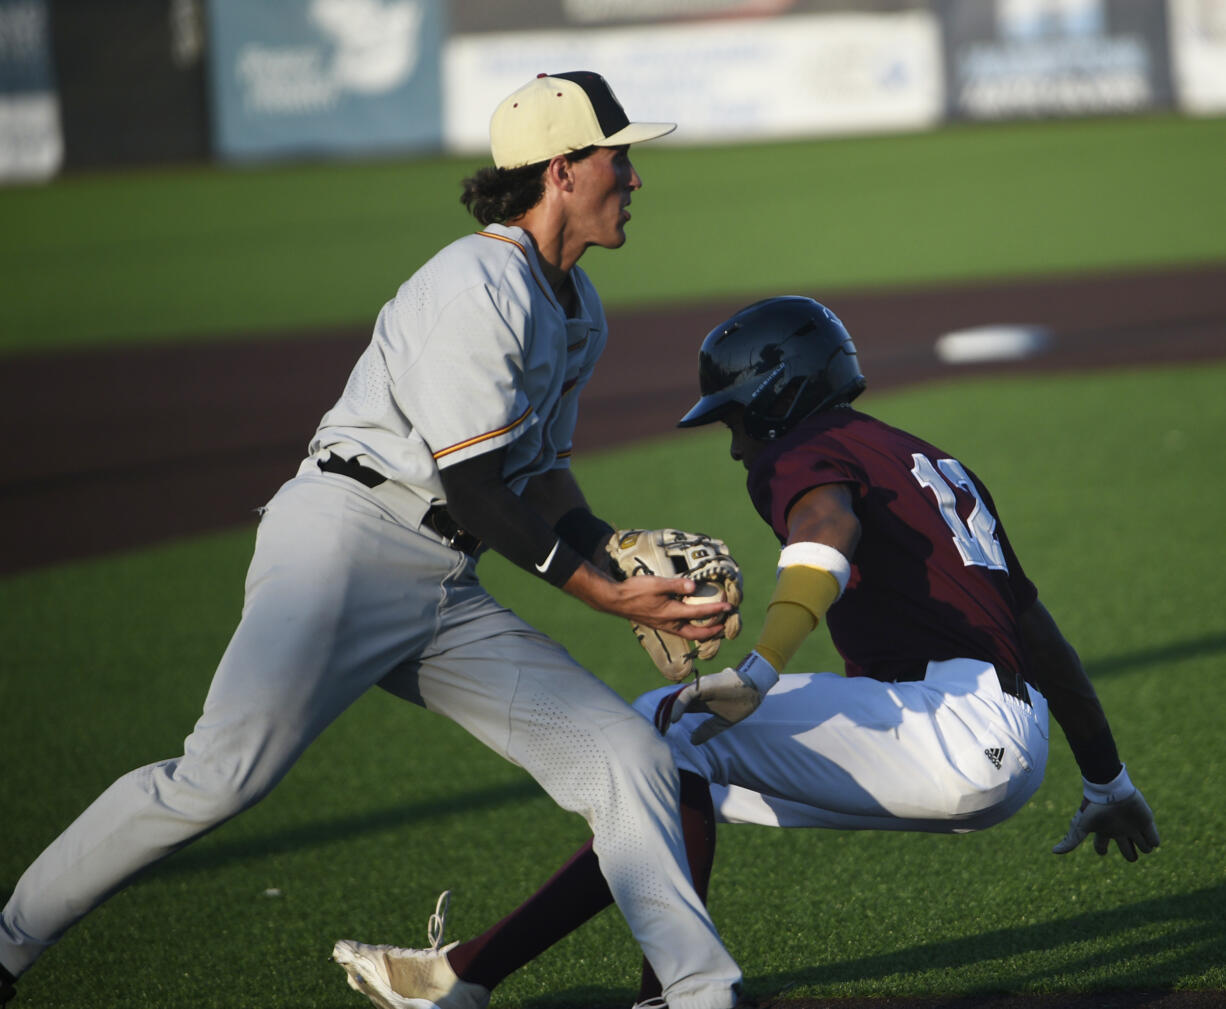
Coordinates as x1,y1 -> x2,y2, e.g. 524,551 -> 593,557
677,296 -> 867,440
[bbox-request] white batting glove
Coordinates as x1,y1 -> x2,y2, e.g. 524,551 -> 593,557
654,651 -> 778,744
1052,767 -> 1159,862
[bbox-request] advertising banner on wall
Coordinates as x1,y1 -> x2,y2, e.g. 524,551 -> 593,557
940,0 -> 1173,120
444,11 -> 943,156
0,0 -> 62,182
448,0 -> 928,33
1169,0 -> 1226,113
208,0 -> 446,161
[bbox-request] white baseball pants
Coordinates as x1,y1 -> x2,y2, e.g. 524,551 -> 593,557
635,659 -> 1049,833
1,469 -> 741,1009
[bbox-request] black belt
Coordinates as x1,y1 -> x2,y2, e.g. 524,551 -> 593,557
997,668 -> 1032,707
317,453 -> 386,488
422,503 -> 482,557
316,454 -> 482,556
890,660 -> 1031,707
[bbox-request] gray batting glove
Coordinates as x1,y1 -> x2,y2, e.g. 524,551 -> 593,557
657,651 -> 779,744
1052,788 -> 1159,862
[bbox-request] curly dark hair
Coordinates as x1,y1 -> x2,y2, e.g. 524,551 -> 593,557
460,147 -> 597,226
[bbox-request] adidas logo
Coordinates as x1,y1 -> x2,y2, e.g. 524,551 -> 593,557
985,747 -> 1004,769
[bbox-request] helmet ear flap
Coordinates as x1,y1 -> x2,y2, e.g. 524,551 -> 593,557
744,372 -> 807,440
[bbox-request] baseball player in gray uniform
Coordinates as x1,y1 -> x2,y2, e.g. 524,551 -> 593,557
331,297 -> 1159,1009
0,72 -> 749,1009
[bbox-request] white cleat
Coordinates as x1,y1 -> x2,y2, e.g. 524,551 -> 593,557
332,891 -> 491,1009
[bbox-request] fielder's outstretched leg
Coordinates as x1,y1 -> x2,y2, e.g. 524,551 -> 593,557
0,475 -> 442,979
378,621 -> 743,1009
433,769 -> 717,1000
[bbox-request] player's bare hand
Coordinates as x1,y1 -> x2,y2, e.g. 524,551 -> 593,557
563,565 -> 730,637
611,574 -> 731,640
1052,789 -> 1159,862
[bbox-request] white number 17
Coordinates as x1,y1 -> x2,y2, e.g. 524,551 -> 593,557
910,453 -> 1008,571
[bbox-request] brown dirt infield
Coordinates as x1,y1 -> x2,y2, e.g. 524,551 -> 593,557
1,263 -> 1223,1005
2,262 -> 1222,577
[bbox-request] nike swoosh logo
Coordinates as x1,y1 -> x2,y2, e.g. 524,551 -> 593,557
535,539 -> 560,573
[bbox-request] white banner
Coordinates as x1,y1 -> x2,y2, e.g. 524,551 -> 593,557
0,0 -> 61,182
443,11 -> 943,157
1169,0 -> 1226,114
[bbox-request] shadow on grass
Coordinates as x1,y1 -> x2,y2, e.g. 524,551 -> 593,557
741,883 -> 1225,1003
153,778 -> 545,877
1087,632 -> 1226,679
518,886 -> 1224,1009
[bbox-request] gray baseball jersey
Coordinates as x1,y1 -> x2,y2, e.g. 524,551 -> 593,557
311,222 -> 607,504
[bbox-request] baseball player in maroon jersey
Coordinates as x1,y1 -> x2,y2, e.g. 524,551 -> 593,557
0,73 -> 750,1009
331,296 -> 1158,1009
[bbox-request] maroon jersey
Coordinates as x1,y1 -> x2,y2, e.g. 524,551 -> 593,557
747,408 -> 1037,682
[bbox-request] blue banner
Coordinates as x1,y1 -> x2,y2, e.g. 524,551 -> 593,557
208,0 -> 446,161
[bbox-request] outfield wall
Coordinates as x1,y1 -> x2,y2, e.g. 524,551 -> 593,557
1,0 -> 1224,180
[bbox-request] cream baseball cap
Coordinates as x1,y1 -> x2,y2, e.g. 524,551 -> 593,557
490,71 -> 676,170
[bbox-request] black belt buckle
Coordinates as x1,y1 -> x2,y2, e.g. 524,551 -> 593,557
425,505 -> 481,556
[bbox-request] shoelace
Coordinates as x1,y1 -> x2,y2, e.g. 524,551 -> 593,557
427,889 -> 452,951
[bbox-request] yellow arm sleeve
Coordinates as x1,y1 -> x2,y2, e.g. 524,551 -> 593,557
754,564 -> 841,673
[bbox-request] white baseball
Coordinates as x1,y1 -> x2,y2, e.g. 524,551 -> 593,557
684,581 -> 724,626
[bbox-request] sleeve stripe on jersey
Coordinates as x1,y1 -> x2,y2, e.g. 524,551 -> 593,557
432,405 -> 535,461
477,231 -> 553,302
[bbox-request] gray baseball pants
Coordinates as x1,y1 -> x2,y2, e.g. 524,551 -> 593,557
0,468 -> 742,1009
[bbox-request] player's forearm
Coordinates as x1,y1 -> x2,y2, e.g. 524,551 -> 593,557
1020,599 -> 1122,783
440,451 -> 585,586
561,560 -> 625,610
1046,688 -> 1122,785
521,468 -> 590,526
523,469 -> 618,571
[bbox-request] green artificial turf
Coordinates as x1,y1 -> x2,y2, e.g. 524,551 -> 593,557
3,363 -> 1224,1007
2,113 -> 1224,354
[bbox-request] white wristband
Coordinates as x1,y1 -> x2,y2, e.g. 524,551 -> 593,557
1083,763 -> 1134,804
735,650 -> 780,695
778,542 -> 852,598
